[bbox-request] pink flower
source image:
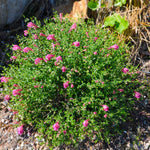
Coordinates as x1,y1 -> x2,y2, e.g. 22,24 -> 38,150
45,54 -> 55,61
83,119 -> 89,127
63,130 -> 67,135
33,44 -> 38,47
54,61 -> 58,66
106,54 -> 109,57
104,114 -> 107,118
118,89 -> 124,92
83,46 -> 88,48
102,105 -> 109,112
101,81 -> 104,84
4,95 -> 11,101
23,47 -> 33,53
8,107 -> 12,111
34,85 -> 39,88
53,122 -> 60,131
47,34 -> 56,42
56,56 -> 62,61
27,22 -> 38,29
72,41 -> 80,47
13,111 -> 18,115
93,52 -> 97,55
35,58 -> 43,65
122,68 -> 129,73
39,33 -> 47,37
11,56 -> 17,59
134,91 -> 141,98
12,45 -> 21,50
33,34 -> 39,40
63,81 -> 69,89
52,43 -> 56,49
12,89 -> 22,96
94,37 -> 98,41
14,121 -> 19,124
113,90 -> 116,94
95,80 -> 99,83
24,30 -> 28,36
1,77 -> 9,83
41,86 -> 44,88
69,23 -> 77,33
71,84 -> 74,88
93,112 -> 97,115
86,32 -> 89,38
17,125 -> 24,135
61,29 -> 64,31
108,44 -> 119,50
59,13 -> 63,22
62,66 -> 67,72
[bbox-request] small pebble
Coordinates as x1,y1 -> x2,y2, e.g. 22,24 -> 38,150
1,119 -> 5,123
144,142 -> 150,149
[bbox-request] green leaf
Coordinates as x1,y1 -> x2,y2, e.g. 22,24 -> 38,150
88,0 -> 99,10
104,13 -> 129,33
117,17 -> 129,33
104,15 -> 116,27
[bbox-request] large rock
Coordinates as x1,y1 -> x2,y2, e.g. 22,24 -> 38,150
0,0 -> 33,27
0,0 -> 55,28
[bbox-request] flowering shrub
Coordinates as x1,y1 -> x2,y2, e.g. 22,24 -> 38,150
1,14 -> 144,148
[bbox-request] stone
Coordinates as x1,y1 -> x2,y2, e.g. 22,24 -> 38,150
0,0 -> 33,27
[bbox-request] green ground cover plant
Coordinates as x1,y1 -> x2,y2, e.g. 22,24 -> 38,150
0,14 -> 144,148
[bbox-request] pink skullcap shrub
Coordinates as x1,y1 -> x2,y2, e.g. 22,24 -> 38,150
2,14 -> 146,148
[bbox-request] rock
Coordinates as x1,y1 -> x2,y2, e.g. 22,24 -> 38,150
0,0 -> 52,28
0,0 -> 33,27
144,142 -> 150,149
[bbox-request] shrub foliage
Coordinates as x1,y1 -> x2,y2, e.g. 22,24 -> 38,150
1,14 -> 143,148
